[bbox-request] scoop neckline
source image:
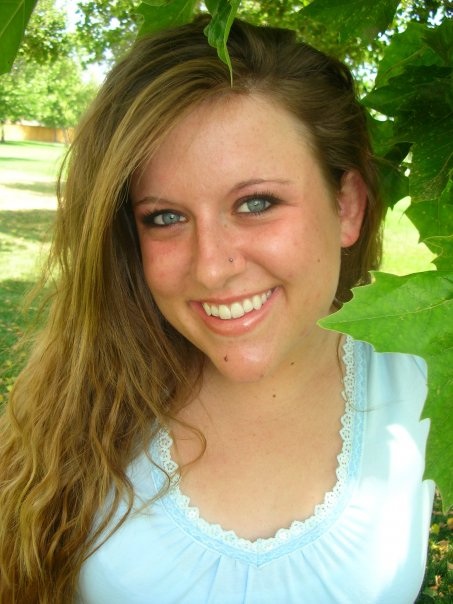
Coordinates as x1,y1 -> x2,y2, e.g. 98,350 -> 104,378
150,336 -> 366,563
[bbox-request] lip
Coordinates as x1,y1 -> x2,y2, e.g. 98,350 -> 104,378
191,287 -> 279,336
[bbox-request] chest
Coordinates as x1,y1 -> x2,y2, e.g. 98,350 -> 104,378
78,344 -> 434,603
78,410 -> 433,604
172,408 -> 344,541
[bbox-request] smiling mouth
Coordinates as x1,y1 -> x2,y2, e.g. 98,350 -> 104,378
201,289 -> 273,320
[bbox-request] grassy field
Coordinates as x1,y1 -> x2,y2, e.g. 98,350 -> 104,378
0,141 -> 450,599
0,142 -> 63,400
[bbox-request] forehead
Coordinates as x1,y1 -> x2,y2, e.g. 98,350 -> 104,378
132,93 -> 319,197
161,92 -> 311,155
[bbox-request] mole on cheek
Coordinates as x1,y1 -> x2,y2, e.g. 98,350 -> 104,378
223,355 -> 228,362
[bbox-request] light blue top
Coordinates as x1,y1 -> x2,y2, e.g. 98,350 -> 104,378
77,338 -> 435,603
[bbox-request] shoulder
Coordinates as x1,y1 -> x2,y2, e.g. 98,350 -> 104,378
352,338 -> 431,482
355,338 -> 427,414
351,338 -> 430,463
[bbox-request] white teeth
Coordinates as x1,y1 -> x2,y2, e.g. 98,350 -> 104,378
252,295 -> 262,310
219,305 -> 232,320
231,302 -> 245,319
243,298 -> 254,313
201,289 -> 273,320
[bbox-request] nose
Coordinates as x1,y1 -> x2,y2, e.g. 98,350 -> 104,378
193,220 -> 245,289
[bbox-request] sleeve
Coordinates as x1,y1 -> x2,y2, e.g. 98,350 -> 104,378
354,344 -> 435,602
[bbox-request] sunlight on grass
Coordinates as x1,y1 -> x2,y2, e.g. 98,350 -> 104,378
0,233 -> 50,281
382,197 -> 436,275
0,141 -> 65,179
0,143 -> 60,400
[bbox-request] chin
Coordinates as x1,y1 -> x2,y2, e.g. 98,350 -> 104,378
208,350 -> 279,383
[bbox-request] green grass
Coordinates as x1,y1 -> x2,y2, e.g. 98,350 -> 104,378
0,142 -> 62,400
381,197 -> 435,275
0,140 -> 65,179
0,141 -> 451,599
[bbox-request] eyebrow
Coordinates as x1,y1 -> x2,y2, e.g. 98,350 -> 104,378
230,178 -> 292,192
133,195 -> 165,209
133,178 -> 292,208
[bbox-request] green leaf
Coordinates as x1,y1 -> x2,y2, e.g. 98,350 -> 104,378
375,22 -> 443,87
141,1 -> 173,5
322,271 -> 452,356
364,64 -> 453,204
136,0 -> 241,75
409,115 -> 453,203
204,0 -> 241,75
423,350 -> 453,513
426,236 -> 453,271
406,183 -> 453,270
0,0 -> 38,75
375,157 -> 409,209
363,66 -> 452,118
423,17 -> 453,66
366,115 -> 410,209
320,271 -> 453,510
301,0 -> 399,44
407,183 -> 453,243
136,0 -> 198,37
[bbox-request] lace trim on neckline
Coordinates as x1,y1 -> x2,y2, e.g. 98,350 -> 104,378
154,336 -> 358,554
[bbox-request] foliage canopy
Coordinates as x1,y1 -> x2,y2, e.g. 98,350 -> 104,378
0,0 -> 98,127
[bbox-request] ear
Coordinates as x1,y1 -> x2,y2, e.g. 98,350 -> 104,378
337,170 -> 367,248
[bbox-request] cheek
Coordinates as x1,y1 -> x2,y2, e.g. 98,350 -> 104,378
264,212 -> 340,275
139,238 -> 188,298
288,220 -> 342,297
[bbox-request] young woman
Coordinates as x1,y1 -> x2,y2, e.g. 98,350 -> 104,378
0,17 -> 434,603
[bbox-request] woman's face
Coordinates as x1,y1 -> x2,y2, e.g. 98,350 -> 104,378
131,94 -> 365,382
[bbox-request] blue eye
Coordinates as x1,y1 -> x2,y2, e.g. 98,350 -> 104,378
237,194 -> 277,215
143,210 -> 186,227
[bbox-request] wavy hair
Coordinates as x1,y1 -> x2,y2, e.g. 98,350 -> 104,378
0,16 -> 383,602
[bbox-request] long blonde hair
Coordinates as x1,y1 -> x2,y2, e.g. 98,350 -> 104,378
0,17 -> 382,602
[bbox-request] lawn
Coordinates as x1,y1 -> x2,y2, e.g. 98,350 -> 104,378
382,197 -> 435,275
0,142 -> 64,399
0,141 -> 451,600
0,140 -> 64,179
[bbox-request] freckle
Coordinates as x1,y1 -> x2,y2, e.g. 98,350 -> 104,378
290,362 -> 295,366
224,355 -> 228,362
272,394 -> 276,398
